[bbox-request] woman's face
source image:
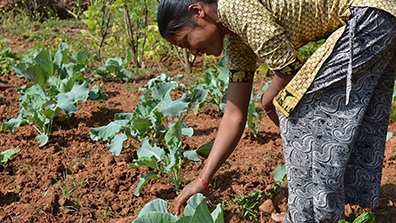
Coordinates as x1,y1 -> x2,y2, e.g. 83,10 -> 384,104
167,17 -> 225,56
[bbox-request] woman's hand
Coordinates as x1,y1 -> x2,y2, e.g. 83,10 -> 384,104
261,92 -> 279,126
173,178 -> 208,215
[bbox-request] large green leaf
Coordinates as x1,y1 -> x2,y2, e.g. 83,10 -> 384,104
42,103 -> 62,120
14,63 -> 46,85
133,172 -> 158,196
46,76 -> 63,96
183,150 -> 201,162
137,138 -> 165,161
119,68 -> 132,81
90,119 -> 130,141
71,47 -> 95,65
211,204 -> 224,223
196,141 -> 213,157
151,82 -> 175,101
246,89 -> 262,138
54,43 -> 69,70
107,133 -> 128,156
181,193 -> 215,223
217,56 -> 229,82
189,85 -> 208,114
105,57 -> 122,74
55,81 -> 89,114
182,126 -> 194,137
34,48 -> 53,78
19,86 -> 48,111
131,117 -> 151,138
190,85 -> 208,104
13,48 -> 53,85
163,144 -> 180,172
145,73 -> 176,90
133,194 -> 223,223
35,134 -> 49,147
183,193 -> 210,216
134,212 -> 178,223
88,84 -> 109,100
133,157 -> 160,170
97,57 -> 132,81
58,63 -> 86,87
134,199 -> 178,223
158,95 -> 189,117
28,109 -> 50,133
137,198 -> 169,215
4,117 -> 23,132
17,86 -> 49,134
133,99 -> 159,117
165,119 -> 183,147
114,113 -> 134,120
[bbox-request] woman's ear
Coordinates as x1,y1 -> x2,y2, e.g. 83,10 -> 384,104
188,3 -> 205,19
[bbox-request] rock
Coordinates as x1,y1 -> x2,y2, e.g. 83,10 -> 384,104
259,199 -> 275,214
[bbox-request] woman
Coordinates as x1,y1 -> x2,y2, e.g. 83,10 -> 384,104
157,0 -> 396,222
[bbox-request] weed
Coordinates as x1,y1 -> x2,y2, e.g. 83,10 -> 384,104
234,190 -> 265,222
97,201 -> 114,221
232,164 -> 287,222
339,211 -> 375,223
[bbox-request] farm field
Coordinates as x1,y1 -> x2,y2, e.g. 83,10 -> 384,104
1,3 -> 396,223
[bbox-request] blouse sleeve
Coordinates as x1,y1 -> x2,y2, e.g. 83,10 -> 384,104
218,0 -> 304,75
224,33 -> 257,83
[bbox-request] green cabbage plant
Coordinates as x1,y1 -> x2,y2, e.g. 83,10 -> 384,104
133,193 -> 224,223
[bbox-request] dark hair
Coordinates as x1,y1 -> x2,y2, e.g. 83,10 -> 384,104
157,0 -> 216,39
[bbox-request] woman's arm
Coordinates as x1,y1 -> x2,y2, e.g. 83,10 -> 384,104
174,81 -> 253,214
199,81 -> 252,181
261,71 -> 294,126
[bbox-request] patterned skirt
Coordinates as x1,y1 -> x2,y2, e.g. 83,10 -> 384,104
278,7 -> 396,223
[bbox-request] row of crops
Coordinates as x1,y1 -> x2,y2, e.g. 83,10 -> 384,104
1,1 -> 273,220
0,41 -> 380,223
0,40 -> 276,222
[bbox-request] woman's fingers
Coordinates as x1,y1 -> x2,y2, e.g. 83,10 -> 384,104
173,196 -> 183,215
268,112 -> 279,126
173,190 -> 190,215
173,179 -> 207,215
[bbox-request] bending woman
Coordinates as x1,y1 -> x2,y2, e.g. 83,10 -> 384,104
157,0 -> 396,222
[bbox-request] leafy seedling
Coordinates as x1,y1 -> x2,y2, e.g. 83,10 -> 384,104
133,193 -> 224,223
338,212 -> 375,223
0,148 -> 20,167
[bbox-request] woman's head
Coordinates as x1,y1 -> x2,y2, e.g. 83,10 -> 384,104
157,0 -> 226,56
157,0 -> 217,39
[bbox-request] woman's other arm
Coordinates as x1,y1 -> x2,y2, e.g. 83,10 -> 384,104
261,71 -> 294,126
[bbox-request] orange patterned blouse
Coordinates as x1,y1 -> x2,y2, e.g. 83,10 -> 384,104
217,0 -> 396,116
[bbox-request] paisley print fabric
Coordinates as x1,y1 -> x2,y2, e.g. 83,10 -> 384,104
278,8 -> 396,223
